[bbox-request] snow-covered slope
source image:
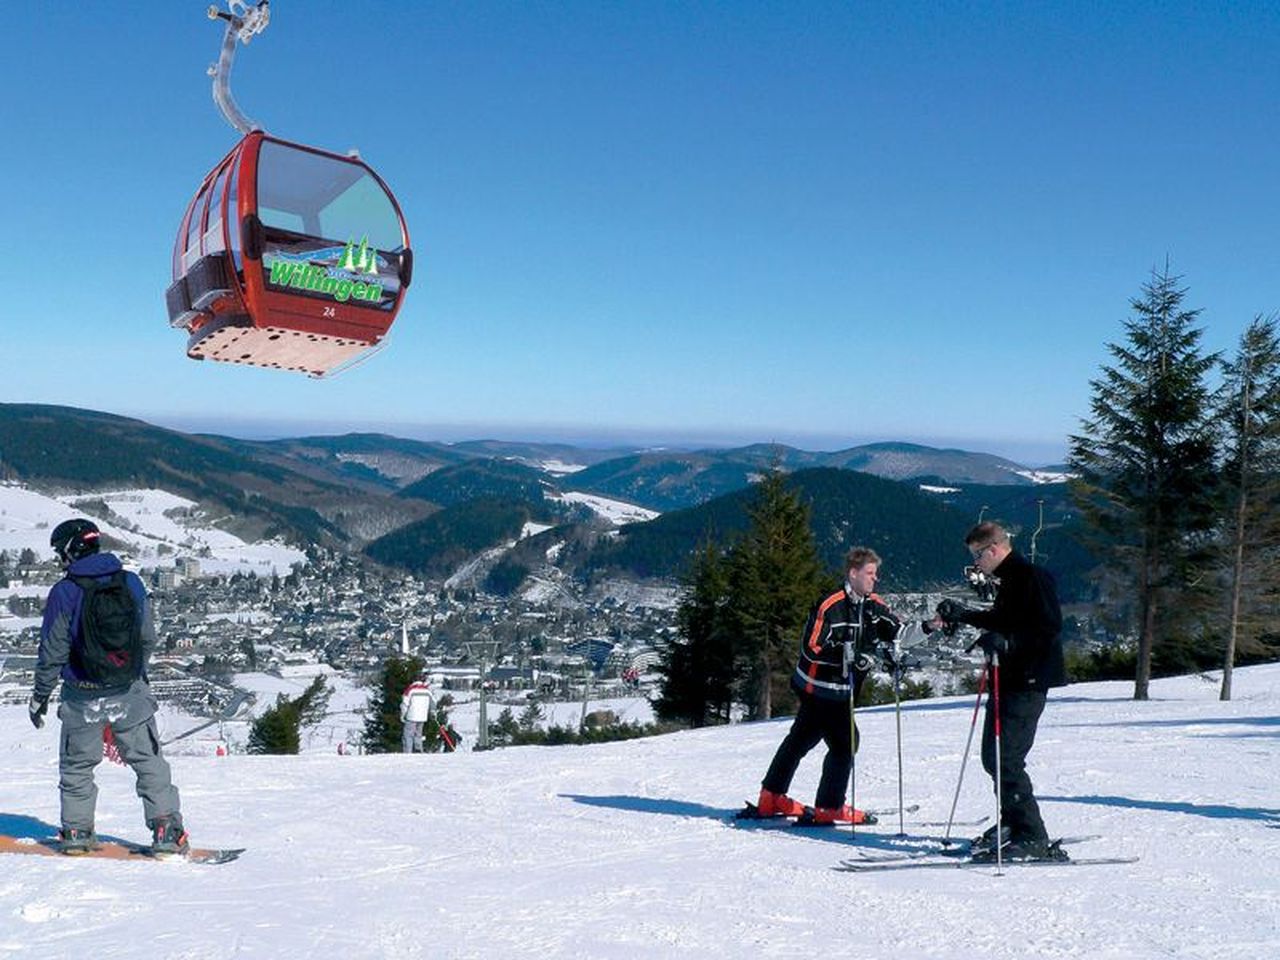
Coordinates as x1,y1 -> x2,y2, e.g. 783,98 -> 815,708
1,666 -> 1277,959
0,482 -> 305,578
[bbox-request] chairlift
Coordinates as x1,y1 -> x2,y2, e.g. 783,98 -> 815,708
165,1 -> 413,378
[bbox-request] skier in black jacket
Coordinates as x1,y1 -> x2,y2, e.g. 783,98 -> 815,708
935,521 -> 1067,861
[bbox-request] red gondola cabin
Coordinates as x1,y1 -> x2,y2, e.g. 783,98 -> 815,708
167,131 -> 412,377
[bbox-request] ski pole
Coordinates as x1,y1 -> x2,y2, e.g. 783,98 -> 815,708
844,640 -> 858,836
892,656 -> 905,836
992,651 -> 1004,875
943,662 -> 988,844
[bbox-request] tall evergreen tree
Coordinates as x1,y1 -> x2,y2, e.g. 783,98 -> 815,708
1068,266 -> 1219,699
653,540 -> 736,726
362,655 -> 425,753
1216,315 -> 1280,699
725,471 -> 828,719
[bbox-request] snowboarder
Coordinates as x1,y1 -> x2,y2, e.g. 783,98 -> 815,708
28,518 -> 189,856
934,521 -> 1068,862
755,547 -> 917,825
400,674 -> 434,753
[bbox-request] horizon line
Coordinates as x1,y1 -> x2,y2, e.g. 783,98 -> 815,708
133,411 -> 1070,467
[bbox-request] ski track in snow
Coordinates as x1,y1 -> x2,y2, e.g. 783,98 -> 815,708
0,667 -> 1278,958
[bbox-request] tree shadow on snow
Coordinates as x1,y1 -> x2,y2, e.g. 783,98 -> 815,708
1041,794 -> 1280,823
1053,715 -> 1280,738
559,794 -> 965,854
868,694 -> 1123,718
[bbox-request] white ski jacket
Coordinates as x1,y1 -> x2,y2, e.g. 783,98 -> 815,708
400,682 -> 434,722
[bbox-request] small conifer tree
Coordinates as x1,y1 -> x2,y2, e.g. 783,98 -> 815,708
246,675 -> 331,755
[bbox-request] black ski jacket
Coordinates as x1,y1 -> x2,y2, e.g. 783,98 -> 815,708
954,551 -> 1066,692
790,589 -> 899,703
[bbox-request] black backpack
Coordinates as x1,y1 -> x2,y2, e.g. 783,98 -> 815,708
70,572 -> 143,685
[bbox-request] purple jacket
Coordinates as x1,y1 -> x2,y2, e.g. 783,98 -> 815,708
34,552 -> 157,700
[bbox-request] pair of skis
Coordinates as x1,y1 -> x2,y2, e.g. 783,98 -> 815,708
835,834 -> 1137,871
731,805 -> 1139,870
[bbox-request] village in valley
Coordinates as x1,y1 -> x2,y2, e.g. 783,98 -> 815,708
0,482 -> 985,751
0,526 -> 673,737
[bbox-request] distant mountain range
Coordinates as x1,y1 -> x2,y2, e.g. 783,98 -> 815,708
0,403 -> 1089,596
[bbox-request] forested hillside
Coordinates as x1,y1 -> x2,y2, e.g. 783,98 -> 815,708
0,404 -> 357,545
399,458 -> 555,507
581,468 -> 975,590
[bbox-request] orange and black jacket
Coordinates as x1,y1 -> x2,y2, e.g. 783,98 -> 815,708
790,588 -> 901,702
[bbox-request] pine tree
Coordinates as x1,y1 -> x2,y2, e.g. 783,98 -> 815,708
654,540 -> 736,726
725,471 -> 827,720
1216,315 -> 1280,699
361,655 -> 424,753
246,700 -> 300,755
518,700 -> 545,731
295,674 -> 332,726
246,675 -> 331,755
490,707 -> 519,746
1069,266 -> 1219,699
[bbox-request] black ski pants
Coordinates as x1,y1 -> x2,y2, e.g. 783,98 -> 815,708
762,693 -> 858,810
981,688 -> 1048,842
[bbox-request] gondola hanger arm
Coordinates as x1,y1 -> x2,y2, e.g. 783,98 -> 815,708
206,1 -> 271,134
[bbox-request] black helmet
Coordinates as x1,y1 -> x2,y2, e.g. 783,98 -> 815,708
50,518 -> 101,564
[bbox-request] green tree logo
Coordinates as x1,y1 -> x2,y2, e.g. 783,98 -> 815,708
340,236 -> 380,275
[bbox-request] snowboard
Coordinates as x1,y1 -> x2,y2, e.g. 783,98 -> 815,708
0,833 -> 244,865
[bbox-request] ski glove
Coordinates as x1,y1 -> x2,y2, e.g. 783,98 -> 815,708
969,632 -> 1009,658
935,599 -> 971,635
936,598 -> 969,623
28,694 -> 49,729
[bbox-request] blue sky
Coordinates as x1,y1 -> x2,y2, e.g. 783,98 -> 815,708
2,2 -> 1277,465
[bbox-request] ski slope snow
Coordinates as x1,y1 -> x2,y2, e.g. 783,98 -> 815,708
0,666 -> 1277,959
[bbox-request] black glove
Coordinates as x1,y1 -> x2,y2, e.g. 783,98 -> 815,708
28,695 -> 49,729
968,632 -> 1009,657
936,599 -> 970,626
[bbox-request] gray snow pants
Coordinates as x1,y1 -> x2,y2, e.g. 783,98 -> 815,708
58,681 -> 182,832
402,720 -> 425,753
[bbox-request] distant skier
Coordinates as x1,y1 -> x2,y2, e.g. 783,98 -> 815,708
754,547 -> 920,825
934,521 -> 1068,862
400,674 -> 434,753
28,518 -> 188,856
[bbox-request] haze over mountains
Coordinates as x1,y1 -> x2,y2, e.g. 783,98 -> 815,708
0,403 -> 1086,596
